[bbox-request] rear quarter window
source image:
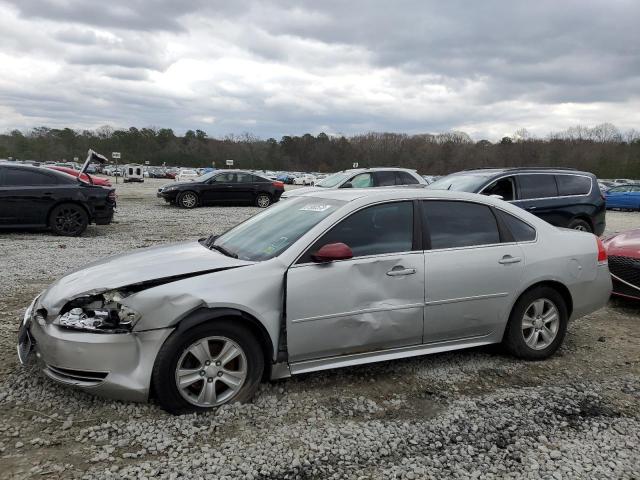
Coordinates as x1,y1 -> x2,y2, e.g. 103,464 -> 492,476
556,175 -> 592,196
495,209 -> 536,242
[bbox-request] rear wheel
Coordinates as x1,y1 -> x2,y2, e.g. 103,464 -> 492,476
256,193 -> 271,208
568,218 -> 592,233
177,191 -> 199,209
49,203 -> 88,236
153,322 -> 264,414
503,286 -> 568,360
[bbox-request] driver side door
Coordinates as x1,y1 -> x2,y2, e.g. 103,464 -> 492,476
201,172 -> 236,205
285,201 -> 425,364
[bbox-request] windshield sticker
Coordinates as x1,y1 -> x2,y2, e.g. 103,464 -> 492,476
299,204 -> 334,212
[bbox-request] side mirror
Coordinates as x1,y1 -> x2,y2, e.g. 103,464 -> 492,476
311,242 -> 353,263
341,182 -> 353,189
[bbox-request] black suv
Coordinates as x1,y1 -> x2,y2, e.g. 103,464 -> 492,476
157,170 -> 285,208
428,167 -> 605,235
0,164 -> 116,236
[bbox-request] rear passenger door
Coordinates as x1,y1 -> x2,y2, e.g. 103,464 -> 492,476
514,174 -> 565,226
422,200 -> 525,343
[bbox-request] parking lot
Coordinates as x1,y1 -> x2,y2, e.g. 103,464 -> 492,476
0,178 -> 638,479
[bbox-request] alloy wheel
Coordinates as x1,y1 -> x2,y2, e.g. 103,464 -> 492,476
521,298 -> 560,350
55,207 -> 84,234
181,192 -> 197,208
175,336 -> 247,407
257,194 -> 271,208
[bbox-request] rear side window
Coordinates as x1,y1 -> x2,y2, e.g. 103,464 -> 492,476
304,201 -> 414,260
374,171 -> 397,186
422,201 -> 500,249
556,175 -> 591,196
517,174 -> 558,199
3,168 -> 59,186
495,209 -> 536,242
396,171 -> 420,185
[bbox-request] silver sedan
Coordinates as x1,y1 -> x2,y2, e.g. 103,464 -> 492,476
18,189 -> 612,413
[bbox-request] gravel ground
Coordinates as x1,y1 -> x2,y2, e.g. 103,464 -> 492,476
0,178 -> 638,479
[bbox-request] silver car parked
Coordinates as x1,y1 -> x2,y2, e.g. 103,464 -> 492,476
18,189 -> 612,413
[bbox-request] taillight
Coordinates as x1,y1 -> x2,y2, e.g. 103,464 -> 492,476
272,181 -> 284,188
596,237 -> 607,263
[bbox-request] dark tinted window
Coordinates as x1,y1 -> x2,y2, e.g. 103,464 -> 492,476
375,171 -> 397,186
306,201 -> 413,260
3,168 -> 58,186
517,174 -> 558,199
252,175 -> 269,183
556,175 -> 591,196
423,201 -> 500,249
396,171 -> 420,185
495,209 -> 536,242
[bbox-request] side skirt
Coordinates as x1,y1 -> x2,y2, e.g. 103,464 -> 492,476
286,334 -> 495,377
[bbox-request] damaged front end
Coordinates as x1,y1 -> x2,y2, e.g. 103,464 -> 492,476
55,289 -> 141,334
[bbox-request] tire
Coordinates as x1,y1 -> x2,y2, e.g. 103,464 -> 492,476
503,286 -> 568,360
177,191 -> 199,209
49,203 -> 89,236
567,218 -> 592,233
152,321 -> 264,414
256,193 -> 271,208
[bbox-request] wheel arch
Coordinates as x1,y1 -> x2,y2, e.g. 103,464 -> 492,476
570,214 -> 594,231
173,307 -> 275,380
513,280 -> 574,319
47,200 -> 92,224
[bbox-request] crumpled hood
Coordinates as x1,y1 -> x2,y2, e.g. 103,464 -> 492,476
603,228 -> 640,258
39,241 -> 254,313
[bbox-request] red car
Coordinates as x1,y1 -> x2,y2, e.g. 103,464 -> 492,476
603,228 -> 640,300
46,166 -> 112,187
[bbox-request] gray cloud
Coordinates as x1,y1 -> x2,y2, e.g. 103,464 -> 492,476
0,0 -> 639,139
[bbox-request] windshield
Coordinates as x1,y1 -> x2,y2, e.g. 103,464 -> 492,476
212,197 -> 346,261
427,173 -> 492,192
316,171 -> 352,188
195,171 -> 217,182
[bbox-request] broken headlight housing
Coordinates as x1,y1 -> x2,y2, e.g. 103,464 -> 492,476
54,290 -> 141,333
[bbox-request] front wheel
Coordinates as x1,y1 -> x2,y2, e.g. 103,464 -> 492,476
152,322 -> 264,414
256,193 -> 271,208
177,191 -> 199,209
503,286 -> 568,360
49,203 -> 88,236
568,218 -> 592,233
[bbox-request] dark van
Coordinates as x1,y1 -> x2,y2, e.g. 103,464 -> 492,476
427,168 -> 605,235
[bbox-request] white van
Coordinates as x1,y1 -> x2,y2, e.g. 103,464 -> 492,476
123,164 -> 144,183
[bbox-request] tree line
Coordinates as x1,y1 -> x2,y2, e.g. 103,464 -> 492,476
1,123 -> 639,178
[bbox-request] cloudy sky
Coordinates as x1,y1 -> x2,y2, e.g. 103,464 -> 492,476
0,0 -> 639,140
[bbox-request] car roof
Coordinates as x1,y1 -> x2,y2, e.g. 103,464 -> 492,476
455,167 -> 592,176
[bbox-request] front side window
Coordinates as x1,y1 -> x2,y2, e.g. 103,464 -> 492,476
213,197 -> 346,261
517,174 -> 558,200
423,200 -> 500,249
3,168 -> 58,186
348,173 -> 374,188
212,172 -> 236,183
301,201 -> 414,262
482,177 -> 515,201
556,175 -> 591,196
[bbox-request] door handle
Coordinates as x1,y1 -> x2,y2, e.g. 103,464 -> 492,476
499,255 -> 522,265
386,267 -> 416,276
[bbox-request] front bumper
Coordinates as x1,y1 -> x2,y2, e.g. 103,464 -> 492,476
157,190 -> 178,202
22,314 -> 173,403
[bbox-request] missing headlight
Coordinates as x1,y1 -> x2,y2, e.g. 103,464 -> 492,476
55,290 -> 140,333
